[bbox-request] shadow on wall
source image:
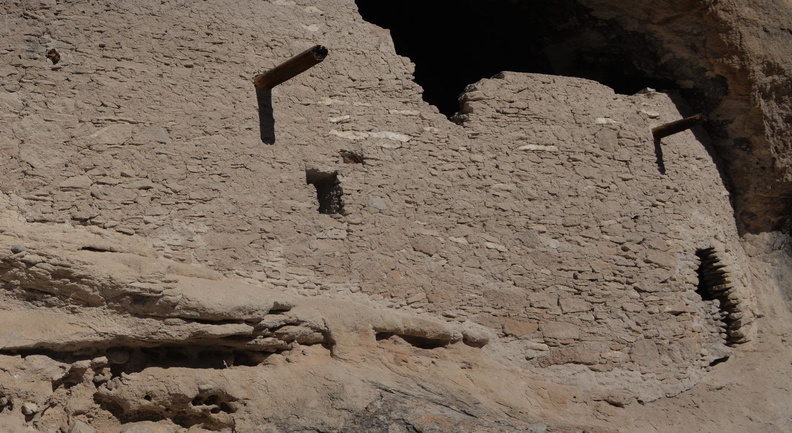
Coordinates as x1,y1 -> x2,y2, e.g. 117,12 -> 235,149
256,88 -> 275,144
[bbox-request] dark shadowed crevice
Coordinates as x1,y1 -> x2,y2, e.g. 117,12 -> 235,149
375,332 -> 450,349
8,345 -> 274,375
80,246 -> 115,252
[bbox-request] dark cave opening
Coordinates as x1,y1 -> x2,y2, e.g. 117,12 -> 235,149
355,0 -> 678,117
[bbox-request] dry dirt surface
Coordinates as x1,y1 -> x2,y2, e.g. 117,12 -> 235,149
1,0 -> 791,432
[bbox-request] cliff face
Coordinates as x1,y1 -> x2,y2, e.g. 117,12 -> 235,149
0,1 -> 791,432
579,0 -> 792,234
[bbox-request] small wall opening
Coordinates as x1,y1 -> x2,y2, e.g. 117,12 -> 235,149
306,169 -> 345,215
695,247 -> 742,346
355,0 -> 678,117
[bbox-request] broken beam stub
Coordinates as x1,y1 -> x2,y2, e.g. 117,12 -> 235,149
340,149 -> 365,164
253,45 -> 328,90
652,113 -> 705,140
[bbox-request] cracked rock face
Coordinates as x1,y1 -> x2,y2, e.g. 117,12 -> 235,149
1,1 -> 791,432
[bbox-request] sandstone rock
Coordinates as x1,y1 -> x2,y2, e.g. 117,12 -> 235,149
131,126 -> 170,145
119,422 -> 175,433
69,420 -> 97,433
538,342 -> 607,367
503,318 -> 539,337
559,297 -> 592,314
630,339 -> 661,368
541,322 -> 581,342
367,197 -> 388,210
59,175 -> 93,190
85,124 -> 134,147
528,423 -> 548,433
21,402 -> 38,415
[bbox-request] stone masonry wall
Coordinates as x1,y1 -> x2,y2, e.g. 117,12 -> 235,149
0,1 -> 778,430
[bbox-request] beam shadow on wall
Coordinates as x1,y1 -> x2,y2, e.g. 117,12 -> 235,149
256,88 -> 275,144
653,138 -> 666,175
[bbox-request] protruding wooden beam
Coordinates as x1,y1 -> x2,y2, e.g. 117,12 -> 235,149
253,45 -> 328,90
339,150 -> 365,164
46,48 -> 60,64
652,113 -> 705,140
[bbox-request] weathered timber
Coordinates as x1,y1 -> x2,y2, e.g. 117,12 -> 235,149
253,45 -> 328,90
652,113 -> 705,140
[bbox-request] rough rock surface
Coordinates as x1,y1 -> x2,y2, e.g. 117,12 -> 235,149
579,0 -> 792,233
0,0 -> 791,432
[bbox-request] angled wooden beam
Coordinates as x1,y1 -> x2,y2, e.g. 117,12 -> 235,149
253,45 -> 328,91
652,113 -> 705,140
253,45 -> 328,144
